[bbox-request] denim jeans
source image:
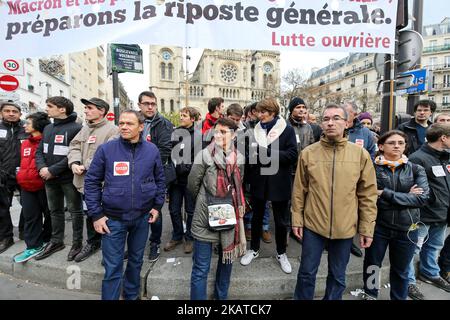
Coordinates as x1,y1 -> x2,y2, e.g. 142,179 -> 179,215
101,213 -> 150,300
363,224 -> 416,300
149,209 -> 162,246
244,201 -> 270,231
408,223 -> 447,284
168,183 -> 194,241
190,240 -> 233,300
294,228 -> 353,300
439,234 -> 450,273
82,197 -> 101,246
45,182 -> 83,245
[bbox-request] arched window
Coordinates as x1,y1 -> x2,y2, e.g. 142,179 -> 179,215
201,88 -> 204,96
168,63 -> 173,80
190,87 -> 193,96
160,63 -> 166,79
263,74 -> 268,89
161,99 -> 165,112
170,99 -> 174,112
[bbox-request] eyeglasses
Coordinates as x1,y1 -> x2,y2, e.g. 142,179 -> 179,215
384,141 -> 406,146
140,102 -> 157,107
321,115 -> 347,123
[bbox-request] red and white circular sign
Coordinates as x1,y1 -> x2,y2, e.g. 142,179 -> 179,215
114,162 -> 129,175
3,59 -> 19,72
0,75 -> 19,92
106,112 -> 115,121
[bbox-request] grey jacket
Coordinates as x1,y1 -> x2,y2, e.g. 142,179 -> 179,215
187,148 -> 245,243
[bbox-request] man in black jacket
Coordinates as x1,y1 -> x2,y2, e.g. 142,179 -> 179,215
35,96 -> 83,261
164,107 -> 202,254
398,100 -> 436,155
407,123 -> 450,299
137,91 -> 173,262
0,102 -> 27,253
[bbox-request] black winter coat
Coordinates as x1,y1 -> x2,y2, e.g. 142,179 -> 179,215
35,113 -> 82,185
142,112 -> 173,165
409,144 -> 450,225
246,117 -> 298,202
397,118 -> 432,155
376,161 -> 429,232
0,120 -> 27,186
170,125 -> 203,186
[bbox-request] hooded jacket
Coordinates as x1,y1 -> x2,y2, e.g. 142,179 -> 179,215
291,136 -> 378,239
409,143 -> 450,225
68,117 -> 119,194
0,119 -> 27,186
16,135 -> 44,192
397,118 -> 433,155
347,118 -> 376,160
35,113 -> 82,185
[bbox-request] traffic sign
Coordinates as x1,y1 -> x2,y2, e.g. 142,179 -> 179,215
106,112 -> 115,122
0,59 -> 24,76
396,68 -> 427,95
0,75 -> 19,92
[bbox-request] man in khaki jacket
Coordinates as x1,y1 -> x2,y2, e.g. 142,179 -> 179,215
291,104 -> 377,300
68,98 -> 118,262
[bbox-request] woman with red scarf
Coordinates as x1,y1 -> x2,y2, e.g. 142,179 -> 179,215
14,112 -> 51,263
188,117 -> 246,300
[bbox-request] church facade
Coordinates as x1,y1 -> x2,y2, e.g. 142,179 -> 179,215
148,46 -> 281,116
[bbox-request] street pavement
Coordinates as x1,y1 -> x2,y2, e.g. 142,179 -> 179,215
2,195 -> 450,300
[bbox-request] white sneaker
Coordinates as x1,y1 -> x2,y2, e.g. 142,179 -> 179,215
276,253 -> 292,274
240,249 -> 259,266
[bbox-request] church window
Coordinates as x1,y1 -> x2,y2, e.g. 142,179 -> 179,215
220,64 -> 238,83
168,63 -> 173,80
160,63 -> 166,79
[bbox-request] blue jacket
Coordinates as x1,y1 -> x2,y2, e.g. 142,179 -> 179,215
347,119 -> 376,160
84,136 -> 165,222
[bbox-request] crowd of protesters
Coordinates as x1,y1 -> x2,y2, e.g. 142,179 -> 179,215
0,94 -> 449,301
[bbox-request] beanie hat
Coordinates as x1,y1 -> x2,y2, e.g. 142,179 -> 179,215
0,101 -> 21,112
288,97 -> 306,113
358,112 -> 373,123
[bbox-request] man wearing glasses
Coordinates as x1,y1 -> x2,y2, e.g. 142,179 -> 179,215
291,104 -> 377,300
138,91 -> 173,262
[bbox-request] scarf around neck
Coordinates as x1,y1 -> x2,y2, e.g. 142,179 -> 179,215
207,141 -> 246,263
375,154 -> 408,172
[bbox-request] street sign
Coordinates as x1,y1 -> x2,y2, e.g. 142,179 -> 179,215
106,112 -> 115,122
396,68 -> 427,95
0,91 -> 20,102
397,30 -> 423,74
109,44 -> 143,74
0,59 -> 24,76
0,75 -> 19,91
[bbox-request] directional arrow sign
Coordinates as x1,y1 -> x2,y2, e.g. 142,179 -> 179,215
0,74 -> 19,92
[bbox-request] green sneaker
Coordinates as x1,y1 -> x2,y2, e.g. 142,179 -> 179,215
14,247 -> 44,263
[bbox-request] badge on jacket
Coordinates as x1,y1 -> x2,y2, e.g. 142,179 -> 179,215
23,148 -> 31,157
114,161 -> 130,176
0,129 -> 7,138
87,135 -> 96,144
432,165 -> 446,177
446,164 -> 450,174
146,134 -> 151,142
355,139 -> 364,147
54,135 -> 64,143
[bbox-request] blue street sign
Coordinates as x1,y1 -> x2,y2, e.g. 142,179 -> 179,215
398,68 -> 427,94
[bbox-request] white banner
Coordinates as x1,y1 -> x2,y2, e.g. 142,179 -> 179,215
0,0 -> 398,59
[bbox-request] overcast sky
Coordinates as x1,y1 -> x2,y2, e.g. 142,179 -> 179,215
120,0 -> 449,105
